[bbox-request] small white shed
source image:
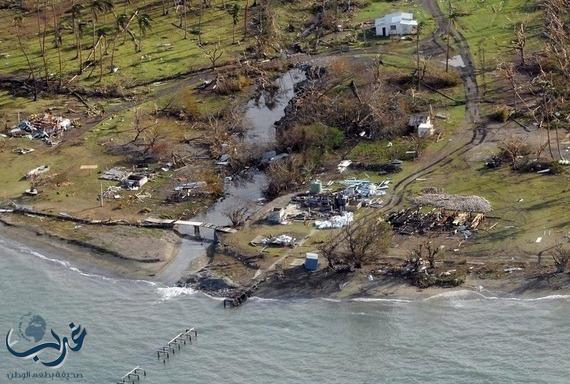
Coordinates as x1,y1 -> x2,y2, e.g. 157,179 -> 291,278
409,114 -> 435,137
375,12 -> 418,37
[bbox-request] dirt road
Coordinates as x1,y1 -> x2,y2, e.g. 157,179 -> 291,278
382,0 -> 488,211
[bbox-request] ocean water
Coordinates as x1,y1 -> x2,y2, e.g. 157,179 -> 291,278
1,236 -> 569,383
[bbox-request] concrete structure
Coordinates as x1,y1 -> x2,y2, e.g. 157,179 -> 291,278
267,208 -> 286,224
409,114 -> 435,137
122,175 -> 148,190
375,12 -> 418,37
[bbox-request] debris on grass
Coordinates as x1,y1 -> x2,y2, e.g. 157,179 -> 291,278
13,148 -> 34,155
8,113 -> 74,146
411,193 -> 492,213
315,212 -> 354,229
388,208 -> 485,236
250,234 -> 297,247
26,165 -> 50,179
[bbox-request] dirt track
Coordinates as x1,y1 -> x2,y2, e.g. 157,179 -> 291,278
382,0 -> 489,211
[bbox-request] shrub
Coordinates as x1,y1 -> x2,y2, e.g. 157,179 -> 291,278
489,105 -> 513,122
164,89 -> 201,120
279,122 -> 344,153
215,74 -> 252,95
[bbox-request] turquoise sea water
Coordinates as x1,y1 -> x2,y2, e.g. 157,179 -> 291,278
1,236 -> 569,384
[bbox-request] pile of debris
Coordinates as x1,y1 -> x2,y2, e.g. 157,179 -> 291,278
291,179 -> 387,219
250,234 -> 297,248
99,166 -> 154,191
388,208 -> 485,237
26,165 -> 50,180
9,113 -> 73,146
102,186 -> 123,200
168,181 -> 210,202
410,193 -> 492,213
315,212 -> 354,229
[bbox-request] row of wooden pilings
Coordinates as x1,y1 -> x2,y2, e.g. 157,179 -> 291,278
156,328 -> 198,364
117,328 -> 197,383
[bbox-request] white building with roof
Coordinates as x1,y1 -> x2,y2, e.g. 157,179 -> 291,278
375,12 -> 418,37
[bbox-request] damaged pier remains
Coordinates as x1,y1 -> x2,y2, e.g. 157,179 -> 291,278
156,328 -> 198,364
118,367 -> 146,384
223,283 -> 260,308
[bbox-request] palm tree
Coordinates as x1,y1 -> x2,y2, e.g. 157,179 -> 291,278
90,0 -> 114,59
137,13 -> 152,52
445,0 -> 459,72
110,13 -> 126,70
13,15 -> 38,100
70,2 -> 84,66
228,3 -> 240,44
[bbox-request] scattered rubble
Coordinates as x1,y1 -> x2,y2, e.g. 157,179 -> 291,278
315,212 -> 354,229
8,113 -> 74,146
168,181 -> 210,202
13,148 -> 34,155
26,165 -> 50,179
102,186 -> 123,200
410,193 -> 492,213
250,234 -> 297,247
388,208 -> 485,236
99,167 -> 155,191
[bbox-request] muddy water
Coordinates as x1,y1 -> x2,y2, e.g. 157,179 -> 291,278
159,69 -> 306,282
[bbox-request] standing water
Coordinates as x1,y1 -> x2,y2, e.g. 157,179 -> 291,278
1,236 -> 569,383
160,69 -> 306,282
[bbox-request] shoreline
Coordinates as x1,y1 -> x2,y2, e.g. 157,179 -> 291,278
0,220 -> 173,281
2,218 -> 569,302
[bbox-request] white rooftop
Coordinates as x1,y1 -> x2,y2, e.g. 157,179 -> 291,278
375,12 -> 418,26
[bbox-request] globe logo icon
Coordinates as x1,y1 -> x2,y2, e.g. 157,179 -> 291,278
17,313 -> 47,343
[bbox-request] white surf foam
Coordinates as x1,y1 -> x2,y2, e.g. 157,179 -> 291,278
424,289 -> 570,302
156,286 -> 197,301
15,244 -> 156,286
350,297 -> 412,303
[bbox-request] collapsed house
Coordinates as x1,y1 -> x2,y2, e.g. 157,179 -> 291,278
9,113 -> 74,146
267,179 -> 388,226
168,181 -> 210,202
388,208 -> 485,237
99,166 -> 154,191
389,193 -> 490,237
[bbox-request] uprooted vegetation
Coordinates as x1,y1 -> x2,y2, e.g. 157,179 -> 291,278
491,0 -> 569,169
277,61 -> 415,140
318,213 -> 393,272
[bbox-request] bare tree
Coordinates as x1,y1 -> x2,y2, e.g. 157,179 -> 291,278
319,214 -> 392,271
13,16 -> 38,100
513,22 -> 527,67
125,108 -> 157,145
411,240 -> 440,269
200,43 -> 224,71
552,242 -> 570,273
223,202 -> 250,227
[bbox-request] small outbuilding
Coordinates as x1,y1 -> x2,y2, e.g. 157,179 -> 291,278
122,174 -> 148,190
409,114 -> 435,137
267,207 -> 286,224
305,253 -> 319,271
375,12 -> 418,37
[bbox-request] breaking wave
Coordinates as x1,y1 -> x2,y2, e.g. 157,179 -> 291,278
423,289 -> 570,302
156,286 -> 197,301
